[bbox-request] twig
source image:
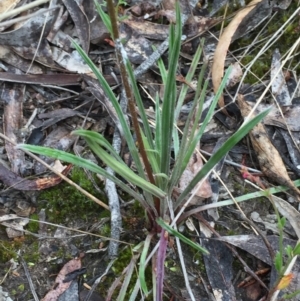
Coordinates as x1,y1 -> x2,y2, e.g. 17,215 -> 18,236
20,256 -> 39,301
106,138 -> 122,258
0,0 -> 51,22
0,7 -> 59,28
134,39 -> 170,79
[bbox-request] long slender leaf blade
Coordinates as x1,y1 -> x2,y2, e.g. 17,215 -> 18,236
156,218 -> 209,254
117,254 -> 139,301
155,93 -> 162,163
139,234 -> 153,296
141,132 -> 161,182
174,108 -> 271,208
157,57 -> 167,85
72,41 -> 145,178
73,129 -> 123,162
169,79 -> 208,191
170,66 -> 232,190
125,59 -> 154,149
174,40 -> 204,120
160,4 -> 182,176
173,43 -> 203,157
83,138 -> 166,198
95,1 -> 112,35
17,144 -> 163,201
183,66 -> 232,172
196,66 -> 233,143
129,280 -> 141,301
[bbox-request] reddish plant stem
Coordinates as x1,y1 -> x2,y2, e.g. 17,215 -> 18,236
106,0 -> 160,223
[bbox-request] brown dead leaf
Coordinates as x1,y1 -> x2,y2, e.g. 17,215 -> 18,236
122,30 -> 154,64
0,72 -> 82,86
0,0 -> 20,14
237,94 -> 300,200
184,16 -> 218,39
263,105 -> 300,131
33,126 -> 76,174
51,47 -> 92,73
2,83 -> 26,175
226,62 -> 243,88
122,17 -> 169,40
212,0 -> 263,113
13,39 -> 55,68
271,48 -> 291,106
0,45 -> 43,74
245,282 -> 262,301
0,8 -> 58,47
0,163 -> 72,191
42,255 -> 83,301
62,0 -> 90,53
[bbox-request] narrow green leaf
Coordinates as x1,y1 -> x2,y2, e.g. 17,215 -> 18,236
141,132 -> 162,189
95,1 -> 113,35
169,63 -> 210,191
18,144 -> 165,199
72,41 -> 145,179
139,234 -> 153,296
156,218 -> 209,255
293,243 -> 300,256
125,59 -> 154,149
274,251 -> 283,273
285,245 -> 294,259
173,42 -> 204,157
169,79 -> 208,192
160,5 -> 182,177
155,93 -> 162,163
117,254 -> 139,301
73,129 -> 124,162
181,66 -> 233,176
129,280 -> 141,301
174,39 -> 204,120
174,108 -> 271,208
157,57 -> 167,85
83,138 -> 166,199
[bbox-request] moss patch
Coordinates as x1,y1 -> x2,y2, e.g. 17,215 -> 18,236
0,239 -> 22,263
38,166 -> 108,224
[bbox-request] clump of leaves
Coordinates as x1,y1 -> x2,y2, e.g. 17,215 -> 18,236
19,1 -> 270,300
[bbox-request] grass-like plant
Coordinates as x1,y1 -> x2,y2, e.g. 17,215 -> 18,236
18,1 -> 270,300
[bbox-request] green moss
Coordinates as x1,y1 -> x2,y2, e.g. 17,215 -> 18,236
22,240 -> 40,263
27,213 -> 39,233
38,167 -> 108,224
0,239 -> 23,263
101,245 -> 152,300
11,289 -> 17,296
99,223 -> 111,236
111,246 -> 133,274
227,229 -> 237,236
